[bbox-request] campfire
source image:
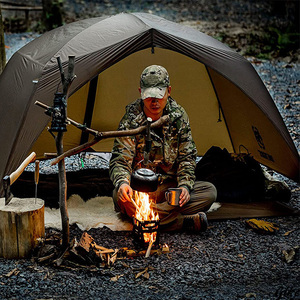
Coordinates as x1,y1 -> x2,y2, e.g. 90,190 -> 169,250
132,191 -> 160,256
33,191 -> 166,268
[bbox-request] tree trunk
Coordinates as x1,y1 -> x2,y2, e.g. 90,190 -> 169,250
0,4 -> 6,74
42,0 -> 64,31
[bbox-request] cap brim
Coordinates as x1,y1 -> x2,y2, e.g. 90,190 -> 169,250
141,86 -> 167,100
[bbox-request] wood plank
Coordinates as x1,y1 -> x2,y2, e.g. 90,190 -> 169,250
1,5 -> 43,11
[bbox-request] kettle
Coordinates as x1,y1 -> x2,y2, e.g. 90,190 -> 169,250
130,168 -> 159,193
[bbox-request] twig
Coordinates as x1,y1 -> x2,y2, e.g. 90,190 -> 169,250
130,197 -> 141,213
37,252 -> 56,263
53,245 -> 70,266
220,257 -> 244,264
145,240 -> 154,258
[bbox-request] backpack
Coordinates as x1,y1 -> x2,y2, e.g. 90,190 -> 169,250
195,146 -> 266,202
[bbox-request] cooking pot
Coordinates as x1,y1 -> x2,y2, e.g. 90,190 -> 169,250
130,168 -> 159,192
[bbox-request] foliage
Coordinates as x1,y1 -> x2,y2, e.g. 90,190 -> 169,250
268,27 -> 300,51
42,0 -> 65,32
215,25 -> 299,61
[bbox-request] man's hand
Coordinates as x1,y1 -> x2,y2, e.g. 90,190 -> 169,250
179,187 -> 190,207
118,183 -> 133,203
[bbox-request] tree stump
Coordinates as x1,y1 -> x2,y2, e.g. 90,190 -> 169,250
0,197 -> 45,258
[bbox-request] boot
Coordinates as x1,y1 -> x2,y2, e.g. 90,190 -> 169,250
182,212 -> 208,232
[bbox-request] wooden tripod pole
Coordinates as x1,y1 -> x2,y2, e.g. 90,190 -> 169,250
56,56 -> 76,248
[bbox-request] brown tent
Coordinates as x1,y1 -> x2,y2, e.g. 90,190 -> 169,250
0,12 -> 299,194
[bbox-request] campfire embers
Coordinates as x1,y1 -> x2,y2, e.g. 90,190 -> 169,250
132,191 -> 160,254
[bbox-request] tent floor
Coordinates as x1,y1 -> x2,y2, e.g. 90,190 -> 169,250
207,200 -> 299,220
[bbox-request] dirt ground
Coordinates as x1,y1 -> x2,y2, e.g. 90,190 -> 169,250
1,1 -> 299,299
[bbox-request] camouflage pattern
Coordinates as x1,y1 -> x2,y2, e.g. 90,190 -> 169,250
109,97 -> 197,192
140,65 -> 170,100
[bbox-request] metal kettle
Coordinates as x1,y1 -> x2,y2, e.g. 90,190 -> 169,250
130,117 -> 159,192
130,168 -> 159,193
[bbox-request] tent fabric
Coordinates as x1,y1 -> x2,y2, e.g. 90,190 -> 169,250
0,12 -> 299,195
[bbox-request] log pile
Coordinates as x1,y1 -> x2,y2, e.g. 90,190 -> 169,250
34,231 -> 169,270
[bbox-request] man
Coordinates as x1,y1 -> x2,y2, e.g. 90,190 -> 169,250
109,65 -> 217,232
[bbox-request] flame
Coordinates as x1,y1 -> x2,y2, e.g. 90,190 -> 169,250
134,191 -> 159,243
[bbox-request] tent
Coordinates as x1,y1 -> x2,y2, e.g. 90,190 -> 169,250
0,12 -> 299,195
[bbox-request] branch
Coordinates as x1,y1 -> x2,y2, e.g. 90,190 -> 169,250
34,100 -> 169,165
51,115 -> 169,165
35,101 -> 99,136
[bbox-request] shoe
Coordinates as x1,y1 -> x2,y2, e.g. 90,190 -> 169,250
182,212 -> 208,232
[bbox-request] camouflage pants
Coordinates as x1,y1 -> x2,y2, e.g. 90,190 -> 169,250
113,180 -> 217,231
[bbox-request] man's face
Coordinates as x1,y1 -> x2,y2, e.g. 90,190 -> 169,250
140,86 -> 171,120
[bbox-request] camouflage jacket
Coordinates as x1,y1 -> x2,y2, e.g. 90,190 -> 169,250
109,97 -> 197,192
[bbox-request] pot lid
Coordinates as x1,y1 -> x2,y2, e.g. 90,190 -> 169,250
135,168 -> 155,176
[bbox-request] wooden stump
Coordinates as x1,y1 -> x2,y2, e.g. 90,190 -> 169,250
0,197 -> 45,258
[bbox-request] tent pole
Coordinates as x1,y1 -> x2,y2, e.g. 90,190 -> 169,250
80,75 -> 98,145
206,66 -> 236,153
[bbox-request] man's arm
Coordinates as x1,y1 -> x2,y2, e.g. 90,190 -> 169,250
109,135 -> 136,188
176,110 -> 197,193
109,111 -> 137,192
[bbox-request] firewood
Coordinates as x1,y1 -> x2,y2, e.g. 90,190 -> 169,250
37,252 -> 56,263
109,250 -> 119,265
91,243 -> 112,252
145,240 -> 154,258
120,244 -> 169,258
54,245 -> 70,266
97,249 -> 115,254
78,232 -> 94,253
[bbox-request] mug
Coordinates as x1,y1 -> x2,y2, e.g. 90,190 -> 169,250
165,188 -> 182,206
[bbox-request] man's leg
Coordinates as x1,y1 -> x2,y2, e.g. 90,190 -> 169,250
154,181 -> 217,231
113,181 -> 217,232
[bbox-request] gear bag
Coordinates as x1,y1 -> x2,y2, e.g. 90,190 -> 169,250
195,146 -> 266,202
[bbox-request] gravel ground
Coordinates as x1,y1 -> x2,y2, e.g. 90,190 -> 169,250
1,1 -> 300,299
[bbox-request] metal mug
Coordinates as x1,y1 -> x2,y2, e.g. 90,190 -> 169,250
165,188 -> 182,206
